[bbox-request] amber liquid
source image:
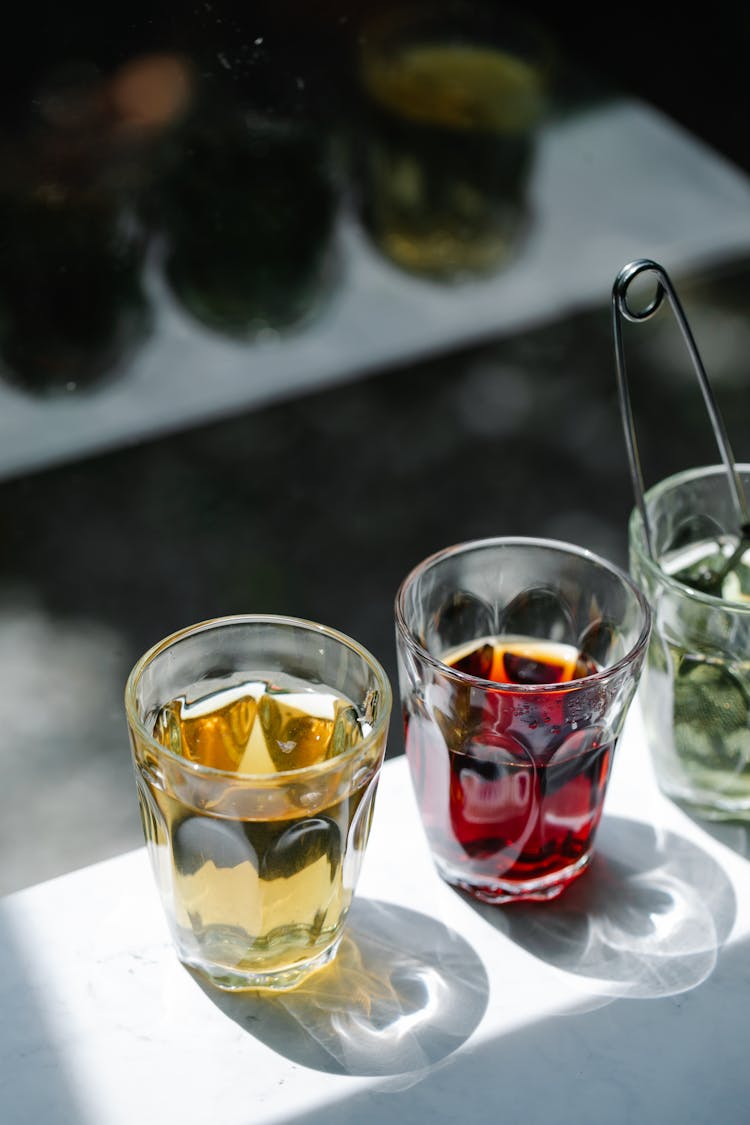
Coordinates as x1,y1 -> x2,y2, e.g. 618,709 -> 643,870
405,636 -> 612,897
134,675 -> 377,983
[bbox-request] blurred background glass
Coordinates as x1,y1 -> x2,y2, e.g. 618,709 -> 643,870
0,60 -> 153,392
353,1 -> 551,279
144,42 -> 340,336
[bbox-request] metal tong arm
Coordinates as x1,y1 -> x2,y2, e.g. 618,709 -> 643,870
612,258 -> 750,561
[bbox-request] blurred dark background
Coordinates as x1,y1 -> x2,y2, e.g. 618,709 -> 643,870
531,3 -> 750,173
1,2 -> 748,167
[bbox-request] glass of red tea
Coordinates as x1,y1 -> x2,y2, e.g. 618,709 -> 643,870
395,538 -> 651,903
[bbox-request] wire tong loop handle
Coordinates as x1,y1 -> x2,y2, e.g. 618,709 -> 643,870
612,258 -> 750,562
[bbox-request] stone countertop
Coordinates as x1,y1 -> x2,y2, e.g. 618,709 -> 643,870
2,706 -> 749,1125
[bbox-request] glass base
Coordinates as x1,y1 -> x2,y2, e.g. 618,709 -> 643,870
662,783 -> 750,823
436,851 -> 592,904
182,937 -> 341,992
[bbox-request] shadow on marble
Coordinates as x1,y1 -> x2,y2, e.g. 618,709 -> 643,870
0,907 -> 88,1125
670,801 -> 750,861
279,934 -> 750,1125
462,815 -> 736,999
194,897 -> 488,1082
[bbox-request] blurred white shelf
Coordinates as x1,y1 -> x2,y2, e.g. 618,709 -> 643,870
2,98 -> 750,480
1,707 -> 750,1124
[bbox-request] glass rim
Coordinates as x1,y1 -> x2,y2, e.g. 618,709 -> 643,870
124,613 -> 392,782
629,462 -> 750,613
394,535 -> 652,694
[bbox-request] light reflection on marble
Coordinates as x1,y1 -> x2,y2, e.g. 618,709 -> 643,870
467,815 -> 736,999
194,897 -> 488,1082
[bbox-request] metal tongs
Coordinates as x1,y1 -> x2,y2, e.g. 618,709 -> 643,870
612,258 -> 750,594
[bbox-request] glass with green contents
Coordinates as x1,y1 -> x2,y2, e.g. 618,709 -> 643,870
630,465 -> 750,818
614,259 -> 750,820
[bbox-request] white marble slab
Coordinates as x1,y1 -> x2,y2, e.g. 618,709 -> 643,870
1,706 -> 749,1124
1,99 -> 749,481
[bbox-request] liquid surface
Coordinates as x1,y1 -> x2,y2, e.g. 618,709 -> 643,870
363,43 -> 545,132
152,672 -> 367,774
135,676 -> 378,982
406,635 -> 612,896
662,535 -> 750,603
446,634 -> 597,684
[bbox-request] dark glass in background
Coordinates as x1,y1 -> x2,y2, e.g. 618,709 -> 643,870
0,2 -> 348,388
148,66 -> 339,335
139,7 -> 344,335
0,61 -> 154,392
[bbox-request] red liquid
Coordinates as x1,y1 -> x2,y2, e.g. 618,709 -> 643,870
405,636 -> 612,899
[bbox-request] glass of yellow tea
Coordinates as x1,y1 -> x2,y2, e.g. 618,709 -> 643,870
125,615 -> 391,991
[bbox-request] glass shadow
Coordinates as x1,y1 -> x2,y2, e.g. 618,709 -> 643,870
193,897 -> 489,1078
0,904 -> 87,1123
463,814 -> 737,998
671,800 -> 750,860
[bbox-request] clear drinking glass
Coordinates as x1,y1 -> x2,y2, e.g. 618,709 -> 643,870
395,537 -> 650,903
125,614 -> 391,991
630,463 -> 750,819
